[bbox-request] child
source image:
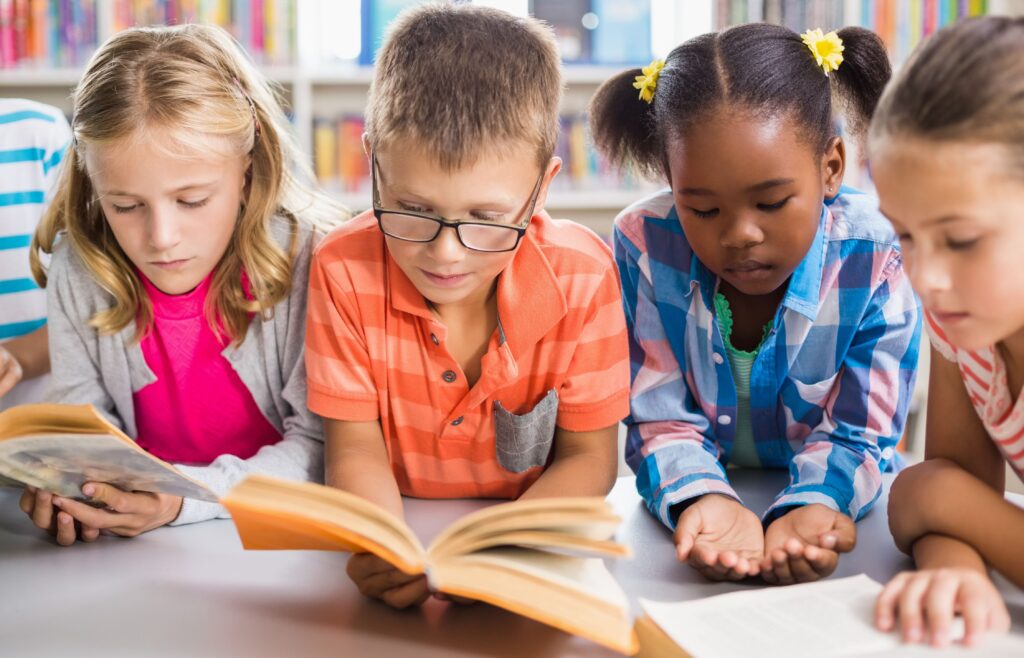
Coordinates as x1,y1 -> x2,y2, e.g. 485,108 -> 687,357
305,4 -> 631,609
0,99 -> 71,409
869,16 -> 1024,647
19,24 -> 340,545
589,23 -> 921,584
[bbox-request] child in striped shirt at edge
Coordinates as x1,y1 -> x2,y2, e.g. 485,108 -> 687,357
305,4 -> 631,609
589,23 -> 922,585
19,24 -> 342,546
869,16 -> 1024,647
0,99 -> 70,409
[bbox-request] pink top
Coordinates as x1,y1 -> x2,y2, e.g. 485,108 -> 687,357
133,272 -> 280,464
925,311 -> 1024,481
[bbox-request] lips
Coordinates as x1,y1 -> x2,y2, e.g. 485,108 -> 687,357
725,259 -> 771,273
931,309 -> 970,324
420,269 -> 470,287
150,258 -> 192,270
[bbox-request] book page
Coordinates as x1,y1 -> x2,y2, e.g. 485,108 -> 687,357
642,575 -> 914,658
0,435 -> 218,502
429,547 -> 636,654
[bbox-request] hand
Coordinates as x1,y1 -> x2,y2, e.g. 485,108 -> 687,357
673,494 -> 764,581
347,552 -> 432,609
0,344 -> 24,398
37,482 -> 182,545
761,504 -> 856,585
19,486 -> 102,546
876,569 -> 1011,647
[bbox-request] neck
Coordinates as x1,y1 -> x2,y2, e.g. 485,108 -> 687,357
429,280 -> 498,325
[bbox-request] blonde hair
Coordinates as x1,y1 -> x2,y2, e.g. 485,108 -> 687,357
31,23 -> 345,344
365,2 -> 562,170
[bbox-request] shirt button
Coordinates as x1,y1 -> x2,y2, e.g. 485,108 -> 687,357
442,370 -> 457,383
431,333 -> 440,346
712,352 -> 724,365
881,447 -> 895,460
451,416 -> 464,426
718,415 -> 732,425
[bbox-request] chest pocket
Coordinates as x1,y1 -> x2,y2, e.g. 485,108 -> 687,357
493,389 -> 558,473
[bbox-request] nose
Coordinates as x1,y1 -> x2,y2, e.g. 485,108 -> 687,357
147,204 -> 182,253
906,247 -> 951,298
720,213 -> 764,250
427,223 -> 467,263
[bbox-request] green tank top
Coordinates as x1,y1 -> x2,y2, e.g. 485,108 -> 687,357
714,292 -> 772,468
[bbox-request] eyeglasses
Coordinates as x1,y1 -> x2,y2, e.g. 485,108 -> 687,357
371,154 -> 543,253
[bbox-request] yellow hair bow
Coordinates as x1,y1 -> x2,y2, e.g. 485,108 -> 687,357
801,28 -> 844,76
633,59 -> 665,104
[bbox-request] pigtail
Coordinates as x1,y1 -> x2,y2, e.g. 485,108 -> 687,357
589,67 -> 664,181
831,27 -> 891,142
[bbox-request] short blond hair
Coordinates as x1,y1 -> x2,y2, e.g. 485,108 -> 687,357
31,24 -> 345,344
365,2 -> 562,169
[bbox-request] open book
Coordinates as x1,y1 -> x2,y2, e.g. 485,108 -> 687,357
0,403 -> 217,502
221,474 -> 639,655
635,574 -> 1001,658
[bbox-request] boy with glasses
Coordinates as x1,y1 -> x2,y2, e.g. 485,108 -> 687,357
305,3 -> 630,609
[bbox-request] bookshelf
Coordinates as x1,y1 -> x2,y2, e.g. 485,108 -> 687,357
0,1 -> 705,234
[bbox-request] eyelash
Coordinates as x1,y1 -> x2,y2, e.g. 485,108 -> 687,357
947,238 -> 979,251
110,198 -> 209,214
687,196 -> 790,220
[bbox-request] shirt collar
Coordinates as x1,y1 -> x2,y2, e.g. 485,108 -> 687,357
780,204 -> 830,321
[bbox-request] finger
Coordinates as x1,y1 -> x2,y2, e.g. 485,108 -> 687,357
52,496 -> 120,529
761,566 -> 779,585
0,359 -> 21,397
31,490 -> 55,530
357,568 -> 424,599
381,577 -> 430,609
876,572 -> 911,632
770,547 -> 794,585
55,510 -> 78,546
347,553 -> 400,581
80,523 -> 101,542
786,552 -> 821,583
805,545 -> 839,579
81,482 -> 133,513
923,572 -> 959,648
898,574 -> 931,643
673,512 -> 703,562
824,514 -> 857,553
18,487 -> 35,515
689,544 -> 719,571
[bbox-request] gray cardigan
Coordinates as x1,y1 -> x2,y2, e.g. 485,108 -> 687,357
45,218 -> 324,525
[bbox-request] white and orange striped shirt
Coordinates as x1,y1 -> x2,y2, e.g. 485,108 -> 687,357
305,210 -> 631,499
925,311 -> 1024,479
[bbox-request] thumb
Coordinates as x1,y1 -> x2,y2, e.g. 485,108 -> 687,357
82,482 -> 127,511
821,512 -> 856,553
673,507 -> 703,561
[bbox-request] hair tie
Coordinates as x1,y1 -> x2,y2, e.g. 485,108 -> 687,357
232,76 -> 261,140
632,59 -> 665,104
801,28 -> 844,76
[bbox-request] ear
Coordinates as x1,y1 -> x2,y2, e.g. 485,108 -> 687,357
822,136 -> 845,200
361,132 -> 372,160
531,157 -> 563,215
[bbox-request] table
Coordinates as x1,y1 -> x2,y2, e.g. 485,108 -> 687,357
2,472 -> 1021,657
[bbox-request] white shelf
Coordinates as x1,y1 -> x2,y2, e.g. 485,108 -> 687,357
324,187 -> 652,213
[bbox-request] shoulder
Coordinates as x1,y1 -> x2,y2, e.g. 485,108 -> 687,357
309,210 -> 385,292
0,99 -> 70,144
825,188 -> 901,249
612,188 -> 678,250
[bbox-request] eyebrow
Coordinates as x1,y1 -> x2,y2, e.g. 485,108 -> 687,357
679,178 -> 795,196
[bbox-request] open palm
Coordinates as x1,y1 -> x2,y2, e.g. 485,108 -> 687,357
674,494 -> 765,581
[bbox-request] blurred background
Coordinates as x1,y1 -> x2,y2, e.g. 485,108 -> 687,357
2,0 -> 1023,489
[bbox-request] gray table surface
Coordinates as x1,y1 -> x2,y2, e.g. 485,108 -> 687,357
1,471 -> 1021,658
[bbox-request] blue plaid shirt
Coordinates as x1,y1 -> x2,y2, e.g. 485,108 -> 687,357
615,188 -> 921,528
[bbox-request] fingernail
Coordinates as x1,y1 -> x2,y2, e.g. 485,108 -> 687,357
51,497 -> 62,508
82,484 -> 95,496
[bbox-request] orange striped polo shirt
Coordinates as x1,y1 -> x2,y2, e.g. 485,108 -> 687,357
305,209 -> 631,499
925,311 -> 1024,480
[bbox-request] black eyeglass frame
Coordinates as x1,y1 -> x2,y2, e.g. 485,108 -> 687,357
370,153 -> 544,253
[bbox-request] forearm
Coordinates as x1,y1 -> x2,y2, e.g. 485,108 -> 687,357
521,451 -> 617,500
3,325 -> 50,380
911,534 -> 988,574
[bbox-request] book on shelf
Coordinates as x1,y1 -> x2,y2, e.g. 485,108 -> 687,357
590,0 -> 652,66
0,0 -> 295,70
0,403 -> 217,503
221,473 -> 639,655
531,0 -> 593,63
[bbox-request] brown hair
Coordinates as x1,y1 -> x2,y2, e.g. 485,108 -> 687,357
870,15 -> 1024,172
31,24 -> 345,344
590,23 -> 891,181
365,2 -> 562,169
